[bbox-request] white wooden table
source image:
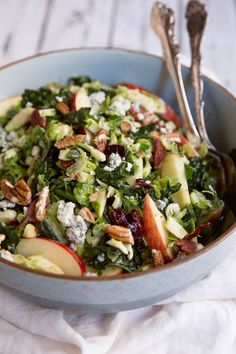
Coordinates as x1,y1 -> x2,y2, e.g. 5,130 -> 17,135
0,0 -> 236,94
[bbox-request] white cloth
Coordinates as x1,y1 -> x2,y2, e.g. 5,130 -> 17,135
0,243 -> 236,354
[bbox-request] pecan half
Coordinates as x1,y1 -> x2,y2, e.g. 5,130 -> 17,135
54,134 -> 85,149
105,224 -> 134,244
153,250 -> 164,266
79,207 -> 95,223
1,179 -> 32,206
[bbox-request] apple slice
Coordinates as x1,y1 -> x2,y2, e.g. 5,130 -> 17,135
5,107 -> 34,132
16,238 -> 86,276
0,95 -> 22,116
75,87 -> 91,111
161,153 -> 191,208
143,194 -> 174,262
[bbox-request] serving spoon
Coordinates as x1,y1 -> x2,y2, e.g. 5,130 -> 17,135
185,0 -> 236,196
150,1 -> 200,147
151,1 -> 235,197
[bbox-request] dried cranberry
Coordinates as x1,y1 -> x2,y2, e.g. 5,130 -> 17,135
104,145 -> 126,158
76,126 -> 86,135
151,137 -> 166,168
69,93 -> 76,111
107,197 -> 115,206
31,109 -> 46,128
127,210 -> 144,239
136,179 -> 153,189
60,160 -> 75,169
108,208 -> 129,227
108,208 -> 144,241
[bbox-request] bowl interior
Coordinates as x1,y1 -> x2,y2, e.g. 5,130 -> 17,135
0,48 -> 235,153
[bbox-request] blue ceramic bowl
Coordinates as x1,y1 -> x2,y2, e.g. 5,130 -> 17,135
0,48 -> 235,312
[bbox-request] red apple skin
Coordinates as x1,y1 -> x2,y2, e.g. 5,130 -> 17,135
40,238 -> 86,274
143,195 -> 174,263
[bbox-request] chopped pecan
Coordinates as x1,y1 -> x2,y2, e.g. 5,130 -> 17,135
56,102 -> 70,115
105,224 -> 134,244
1,179 -> 32,206
35,186 -> 50,221
142,112 -> 159,126
93,129 -> 109,152
153,250 -> 164,266
79,207 -> 95,223
54,134 -> 85,149
120,120 -> 132,135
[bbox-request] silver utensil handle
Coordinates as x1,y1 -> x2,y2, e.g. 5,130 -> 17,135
151,1 -> 200,147
186,0 -> 214,148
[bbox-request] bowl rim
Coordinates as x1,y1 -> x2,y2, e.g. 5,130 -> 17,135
0,47 -> 235,282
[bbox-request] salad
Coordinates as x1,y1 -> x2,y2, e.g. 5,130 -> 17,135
0,76 -> 224,276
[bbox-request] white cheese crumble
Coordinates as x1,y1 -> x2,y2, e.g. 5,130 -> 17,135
55,96 -> 63,102
160,127 -> 168,134
32,145 -> 40,157
156,199 -> 167,211
109,97 -> 131,116
151,249 -> 157,255
125,162 -> 133,172
165,203 -> 180,217
4,148 -> 17,160
26,101 -> 33,108
57,200 -> 88,245
97,253 -> 105,262
131,102 -> 140,113
137,112 -> 144,121
57,201 -> 76,227
89,91 -> 106,105
104,153 -> 122,172
0,200 -> 16,210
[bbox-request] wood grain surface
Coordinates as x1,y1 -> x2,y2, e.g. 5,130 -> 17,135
0,0 -> 235,94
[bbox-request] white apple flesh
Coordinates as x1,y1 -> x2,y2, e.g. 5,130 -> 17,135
161,153 -> 191,209
75,87 -> 91,111
16,238 -> 86,276
143,195 -> 174,262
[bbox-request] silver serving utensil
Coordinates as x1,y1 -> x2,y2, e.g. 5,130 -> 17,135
151,1 -> 200,147
186,0 -> 236,196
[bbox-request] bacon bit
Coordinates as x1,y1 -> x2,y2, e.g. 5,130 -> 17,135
60,160 -> 75,169
151,137 -> 166,168
31,109 -> 46,128
56,102 -> 70,115
188,222 -> 211,239
176,239 -> 197,254
54,134 -> 85,149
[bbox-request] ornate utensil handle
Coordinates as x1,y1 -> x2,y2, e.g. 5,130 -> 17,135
151,1 -> 200,146
185,0 -> 213,147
